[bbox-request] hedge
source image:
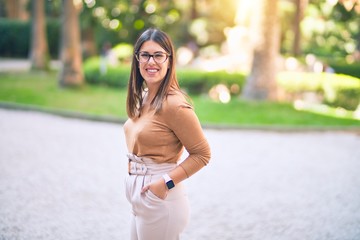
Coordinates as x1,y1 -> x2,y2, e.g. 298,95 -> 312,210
278,72 -> 360,111
83,57 -> 247,95
329,62 -> 360,79
0,19 -> 60,58
84,57 -> 360,111
83,57 -> 130,88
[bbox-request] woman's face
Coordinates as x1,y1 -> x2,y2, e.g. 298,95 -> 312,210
137,40 -> 170,89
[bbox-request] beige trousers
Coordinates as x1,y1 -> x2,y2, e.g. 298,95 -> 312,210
125,153 -> 190,240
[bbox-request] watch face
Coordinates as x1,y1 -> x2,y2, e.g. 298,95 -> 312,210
166,180 -> 175,189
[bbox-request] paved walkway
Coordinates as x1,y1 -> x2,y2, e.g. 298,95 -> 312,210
1,108 -> 360,240
0,59 -> 60,72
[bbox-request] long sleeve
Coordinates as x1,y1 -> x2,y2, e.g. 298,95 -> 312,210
124,90 -> 211,176
165,103 -> 211,177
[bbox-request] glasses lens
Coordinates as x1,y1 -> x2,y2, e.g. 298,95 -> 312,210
154,53 -> 167,63
139,53 -> 150,63
137,52 -> 169,63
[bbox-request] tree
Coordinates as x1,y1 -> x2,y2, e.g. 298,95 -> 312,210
4,0 -> 29,20
292,0 -> 308,56
30,0 -> 49,70
58,0 -> 83,87
338,0 -> 360,12
302,0 -> 360,59
242,0 -> 279,101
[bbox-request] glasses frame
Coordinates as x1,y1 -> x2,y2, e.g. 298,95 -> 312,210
135,51 -> 171,64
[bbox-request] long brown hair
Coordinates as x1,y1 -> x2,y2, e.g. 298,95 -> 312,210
126,28 -> 181,118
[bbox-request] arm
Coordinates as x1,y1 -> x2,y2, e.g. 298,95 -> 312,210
142,104 -> 211,199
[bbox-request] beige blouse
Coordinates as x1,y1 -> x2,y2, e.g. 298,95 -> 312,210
124,90 -> 211,177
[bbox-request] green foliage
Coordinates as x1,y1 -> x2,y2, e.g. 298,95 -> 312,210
83,57 -> 130,88
80,0 -> 187,47
190,0 -> 237,46
329,61 -> 360,79
1,71 -> 359,127
325,87 -> 360,111
0,19 -> 60,58
322,74 -> 360,110
178,69 -> 245,95
0,71 -> 127,117
83,57 -> 246,94
278,0 -> 359,58
193,96 -> 359,127
84,57 -> 360,111
301,2 -> 359,58
0,20 -> 30,57
277,72 -> 322,92
112,43 -> 133,63
46,19 -> 61,58
278,72 -> 360,110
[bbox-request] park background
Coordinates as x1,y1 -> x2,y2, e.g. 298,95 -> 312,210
0,0 -> 360,128
1,1 -> 360,240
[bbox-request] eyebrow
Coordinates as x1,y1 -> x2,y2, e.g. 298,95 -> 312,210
139,51 -> 167,54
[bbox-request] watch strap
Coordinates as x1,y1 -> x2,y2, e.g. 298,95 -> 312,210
162,174 -> 175,190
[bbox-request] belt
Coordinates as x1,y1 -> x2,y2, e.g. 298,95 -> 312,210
128,160 -> 148,175
127,153 -> 176,176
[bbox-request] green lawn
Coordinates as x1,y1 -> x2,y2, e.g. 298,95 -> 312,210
0,71 -> 359,129
0,71 -> 127,118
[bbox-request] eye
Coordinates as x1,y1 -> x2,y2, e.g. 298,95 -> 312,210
154,53 -> 165,59
140,53 -> 150,58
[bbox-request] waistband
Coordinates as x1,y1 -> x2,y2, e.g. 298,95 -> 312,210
127,153 -> 176,176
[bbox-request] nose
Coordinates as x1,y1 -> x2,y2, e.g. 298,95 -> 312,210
148,56 -> 156,64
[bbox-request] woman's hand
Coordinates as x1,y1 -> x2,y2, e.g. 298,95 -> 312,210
141,178 -> 168,200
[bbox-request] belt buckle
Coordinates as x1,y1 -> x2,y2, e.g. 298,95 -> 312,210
128,160 -> 147,175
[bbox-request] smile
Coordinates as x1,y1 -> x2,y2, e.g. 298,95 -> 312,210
146,68 -> 159,73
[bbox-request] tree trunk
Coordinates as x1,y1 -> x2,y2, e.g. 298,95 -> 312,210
30,0 -> 49,70
242,0 -> 279,101
82,28 -> 98,58
191,0 -> 197,19
5,0 -> 18,18
58,0 -> 83,87
292,0 -> 308,56
5,0 -> 29,20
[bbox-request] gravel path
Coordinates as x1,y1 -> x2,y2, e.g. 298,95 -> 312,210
1,108 -> 360,240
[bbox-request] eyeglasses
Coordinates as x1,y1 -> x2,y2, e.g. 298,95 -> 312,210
135,51 -> 170,64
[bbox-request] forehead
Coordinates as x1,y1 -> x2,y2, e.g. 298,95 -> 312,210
139,40 -> 165,52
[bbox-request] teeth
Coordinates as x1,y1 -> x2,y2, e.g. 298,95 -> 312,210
147,69 -> 158,73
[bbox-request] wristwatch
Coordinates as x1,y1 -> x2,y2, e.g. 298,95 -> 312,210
162,174 -> 175,190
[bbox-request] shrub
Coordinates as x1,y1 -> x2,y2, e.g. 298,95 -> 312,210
321,74 -> 360,110
112,43 -> 133,63
0,19 -> 60,58
0,20 -> 30,57
83,57 -> 246,94
278,72 -> 360,110
329,62 -> 360,79
172,69 -> 246,95
177,70 -> 208,94
83,57 -> 360,111
277,72 -> 322,93
46,19 -> 61,58
83,57 -> 130,88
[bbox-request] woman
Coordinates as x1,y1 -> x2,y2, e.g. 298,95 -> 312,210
123,28 -> 211,240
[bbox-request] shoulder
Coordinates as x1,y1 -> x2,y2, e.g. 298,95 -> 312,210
160,90 -> 199,128
164,89 -> 192,110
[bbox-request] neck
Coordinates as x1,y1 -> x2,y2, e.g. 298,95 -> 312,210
144,85 -> 159,105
